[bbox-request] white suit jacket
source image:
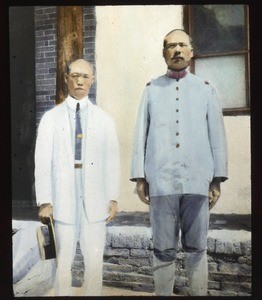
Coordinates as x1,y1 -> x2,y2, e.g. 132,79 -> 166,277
35,99 -> 120,224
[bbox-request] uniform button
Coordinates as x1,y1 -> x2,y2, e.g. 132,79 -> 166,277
176,132 -> 179,136
176,109 -> 179,112
176,98 -> 179,101
176,120 -> 179,123
176,87 -> 179,90
176,143 -> 180,148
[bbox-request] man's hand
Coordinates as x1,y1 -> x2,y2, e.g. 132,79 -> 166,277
209,178 -> 221,210
106,200 -> 118,222
136,178 -> 150,205
38,203 -> 53,224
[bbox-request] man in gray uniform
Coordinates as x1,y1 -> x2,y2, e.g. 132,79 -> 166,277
130,29 -> 228,296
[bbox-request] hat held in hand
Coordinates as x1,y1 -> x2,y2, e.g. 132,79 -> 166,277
36,218 -> 57,263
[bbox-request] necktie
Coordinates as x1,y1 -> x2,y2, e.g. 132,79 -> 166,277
75,103 -> 82,161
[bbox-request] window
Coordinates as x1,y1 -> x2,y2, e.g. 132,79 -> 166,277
184,5 -> 250,115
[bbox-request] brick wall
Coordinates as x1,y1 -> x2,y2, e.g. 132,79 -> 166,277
34,6 -> 97,126
83,6 -> 96,104
35,6 -> 57,125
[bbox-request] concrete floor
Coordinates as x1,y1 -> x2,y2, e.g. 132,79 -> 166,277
13,259 -> 155,297
46,286 -> 154,297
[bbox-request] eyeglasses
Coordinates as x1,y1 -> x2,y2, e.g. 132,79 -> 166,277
69,73 -> 93,81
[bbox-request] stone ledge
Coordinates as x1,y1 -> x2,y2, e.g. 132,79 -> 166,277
107,212 -> 251,232
13,208 -> 251,232
102,223 -> 251,296
105,226 -> 251,256
13,213 -> 251,296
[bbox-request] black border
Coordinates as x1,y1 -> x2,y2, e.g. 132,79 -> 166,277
2,0 -> 261,299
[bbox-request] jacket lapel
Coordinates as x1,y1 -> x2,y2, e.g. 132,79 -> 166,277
57,101 -> 74,163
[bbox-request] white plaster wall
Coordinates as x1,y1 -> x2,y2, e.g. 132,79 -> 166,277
95,5 -> 183,212
95,5 -> 251,215
212,116 -> 251,214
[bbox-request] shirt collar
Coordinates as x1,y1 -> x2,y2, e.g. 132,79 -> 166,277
66,95 -> 89,110
166,68 -> 188,81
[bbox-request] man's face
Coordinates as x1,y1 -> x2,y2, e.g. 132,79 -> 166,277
65,59 -> 94,100
163,31 -> 193,71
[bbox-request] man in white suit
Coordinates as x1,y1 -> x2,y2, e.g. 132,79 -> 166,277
35,58 -> 120,296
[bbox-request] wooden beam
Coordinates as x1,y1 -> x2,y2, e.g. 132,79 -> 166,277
56,6 -> 83,104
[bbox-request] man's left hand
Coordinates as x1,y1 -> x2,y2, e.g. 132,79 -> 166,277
209,178 -> 221,210
106,200 -> 118,222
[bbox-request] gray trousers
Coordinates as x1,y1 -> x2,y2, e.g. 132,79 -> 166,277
150,194 -> 209,296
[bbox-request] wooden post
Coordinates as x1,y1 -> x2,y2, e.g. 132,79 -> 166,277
56,6 -> 83,104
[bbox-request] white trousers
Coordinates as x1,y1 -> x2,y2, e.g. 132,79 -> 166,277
53,169 -> 106,296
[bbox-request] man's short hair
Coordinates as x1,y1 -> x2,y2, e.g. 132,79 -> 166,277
65,58 -> 95,76
163,29 -> 193,49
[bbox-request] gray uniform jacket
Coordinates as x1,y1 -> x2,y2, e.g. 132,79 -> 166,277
130,71 -> 228,197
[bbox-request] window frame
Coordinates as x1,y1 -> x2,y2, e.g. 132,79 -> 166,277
183,4 -> 250,116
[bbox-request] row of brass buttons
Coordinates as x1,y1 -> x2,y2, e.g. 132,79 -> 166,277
175,86 -> 180,148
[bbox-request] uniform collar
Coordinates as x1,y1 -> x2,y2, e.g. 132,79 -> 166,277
66,95 -> 89,110
166,68 -> 188,81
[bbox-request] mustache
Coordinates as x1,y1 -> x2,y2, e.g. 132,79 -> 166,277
172,54 -> 183,59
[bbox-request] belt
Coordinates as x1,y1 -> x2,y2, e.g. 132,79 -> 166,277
74,163 -> 83,169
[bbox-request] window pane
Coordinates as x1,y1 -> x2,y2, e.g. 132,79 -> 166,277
192,5 -> 247,55
194,55 -> 247,109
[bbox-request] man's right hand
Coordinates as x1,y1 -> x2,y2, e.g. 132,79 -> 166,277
38,203 -> 53,224
136,178 -> 150,205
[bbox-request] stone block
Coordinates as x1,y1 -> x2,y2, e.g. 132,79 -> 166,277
104,248 -> 130,258
218,261 -> 251,276
121,272 -> 153,285
173,285 -> 190,296
240,241 -> 252,256
238,274 -> 252,283
118,257 -> 151,267
215,240 -> 242,255
103,262 -> 133,273
103,271 -> 122,282
141,236 -> 153,250
105,234 -> 112,247
111,233 -> 143,249
208,280 -> 221,290
72,259 -> 84,269
208,262 -> 218,273
221,281 -> 251,293
207,236 -> 216,252
208,290 -> 237,297
209,272 -> 238,283
238,255 -> 252,265
175,275 -> 188,287
103,280 -> 154,292
131,283 -> 154,293
175,268 -> 187,277
130,249 -> 151,258
104,257 -> 121,265
103,280 -> 133,290
136,266 -> 153,276
176,251 -> 185,260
